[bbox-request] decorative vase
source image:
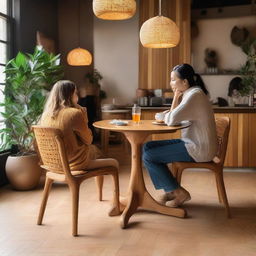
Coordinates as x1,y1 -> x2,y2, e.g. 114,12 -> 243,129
6,154 -> 42,190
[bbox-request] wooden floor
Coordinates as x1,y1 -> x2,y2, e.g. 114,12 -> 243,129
1,144 -> 256,256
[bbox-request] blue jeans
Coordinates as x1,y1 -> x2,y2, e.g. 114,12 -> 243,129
142,139 -> 194,192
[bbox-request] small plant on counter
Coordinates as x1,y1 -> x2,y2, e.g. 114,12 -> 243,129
85,68 -> 103,87
85,68 -> 106,99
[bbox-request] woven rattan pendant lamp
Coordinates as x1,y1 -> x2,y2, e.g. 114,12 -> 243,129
67,0 -> 92,66
140,0 -> 180,48
93,0 -> 136,20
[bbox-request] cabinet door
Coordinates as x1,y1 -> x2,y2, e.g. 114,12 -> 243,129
237,113 -> 249,167
248,113 -> 256,167
141,110 -> 158,120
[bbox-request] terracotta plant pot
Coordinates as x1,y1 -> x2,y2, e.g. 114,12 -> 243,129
6,154 -> 42,190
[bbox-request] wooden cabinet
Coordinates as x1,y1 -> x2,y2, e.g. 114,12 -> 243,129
141,109 -> 256,167
101,110 -> 131,154
215,113 -> 256,167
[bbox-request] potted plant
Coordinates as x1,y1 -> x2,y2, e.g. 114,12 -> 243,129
85,68 -> 103,96
84,68 -> 106,113
0,46 -> 64,190
238,38 -> 256,97
231,26 -> 256,97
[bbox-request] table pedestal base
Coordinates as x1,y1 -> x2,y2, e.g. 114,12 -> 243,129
120,190 -> 186,228
119,131 -> 186,228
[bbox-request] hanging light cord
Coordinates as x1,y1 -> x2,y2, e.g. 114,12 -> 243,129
78,0 -> 81,47
159,0 -> 162,16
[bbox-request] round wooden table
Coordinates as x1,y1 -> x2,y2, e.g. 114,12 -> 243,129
93,120 -> 191,228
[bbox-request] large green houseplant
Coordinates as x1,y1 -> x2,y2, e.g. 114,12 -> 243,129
238,38 -> 256,96
0,46 -> 64,190
0,46 -> 63,153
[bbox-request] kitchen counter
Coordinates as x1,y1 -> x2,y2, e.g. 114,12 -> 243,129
213,106 -> 256,113
129,106 -> 256,113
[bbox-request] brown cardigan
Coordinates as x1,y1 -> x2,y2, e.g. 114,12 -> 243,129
41,107 -> 93,171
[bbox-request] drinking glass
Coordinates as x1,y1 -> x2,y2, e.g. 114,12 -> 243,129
132,105 -> 141,124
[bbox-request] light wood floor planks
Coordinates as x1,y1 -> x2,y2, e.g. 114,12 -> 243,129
0,144 -> 256,256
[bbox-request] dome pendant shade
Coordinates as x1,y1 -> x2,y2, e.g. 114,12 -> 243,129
93,0 -> 136,20
140,16 -> 180,48
67,48 -> 92,66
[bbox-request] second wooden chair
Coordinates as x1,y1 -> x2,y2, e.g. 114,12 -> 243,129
172,117 -> 231,217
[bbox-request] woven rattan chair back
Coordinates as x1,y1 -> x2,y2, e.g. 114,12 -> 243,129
33,126 -> 69,174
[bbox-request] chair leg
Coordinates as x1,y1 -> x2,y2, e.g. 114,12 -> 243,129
172,164 -> 180,184
176,167 -> 185,185
214,171 -> 223,203
101,130 -> 110,155
215,171 -> 231,218
69,183 -> 80,236
37,177 -> 53,225
108,172 -> 120,216
95,176 -> 104,201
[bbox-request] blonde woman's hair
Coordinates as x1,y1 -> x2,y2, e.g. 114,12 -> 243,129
41,80 -> 77,119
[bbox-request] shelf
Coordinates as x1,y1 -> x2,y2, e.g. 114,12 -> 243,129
198,72 -> 240,76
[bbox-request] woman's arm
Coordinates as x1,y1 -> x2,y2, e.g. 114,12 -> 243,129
72,109 -> 93,145
170,88 -> 183,112
164,91 -> 200,125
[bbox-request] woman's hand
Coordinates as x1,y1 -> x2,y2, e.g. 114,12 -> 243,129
174,90 -> 183,99
155,110 -> 170,122
171,88 -> 183,111
172,87 -> 183,99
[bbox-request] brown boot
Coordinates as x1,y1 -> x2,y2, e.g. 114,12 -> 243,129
165,187 -> 191,207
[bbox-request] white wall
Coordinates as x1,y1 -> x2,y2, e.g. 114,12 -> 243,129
192,16 -> 256,102
93,8 -> 139,105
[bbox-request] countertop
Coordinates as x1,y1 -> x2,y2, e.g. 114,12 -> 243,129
123,106 -> 256,113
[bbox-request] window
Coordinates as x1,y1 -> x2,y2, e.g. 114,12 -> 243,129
0,0 -> 13,130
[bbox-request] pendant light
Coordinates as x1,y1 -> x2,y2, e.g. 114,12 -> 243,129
93,0 -> 136,20
67,0 -> 92,66
139,0 -> 180,48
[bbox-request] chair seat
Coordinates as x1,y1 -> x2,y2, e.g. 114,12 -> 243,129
46,170 -> 88,182
173,161 -> 218,171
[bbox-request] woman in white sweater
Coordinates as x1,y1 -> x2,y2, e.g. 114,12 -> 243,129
142,64 -> 217,207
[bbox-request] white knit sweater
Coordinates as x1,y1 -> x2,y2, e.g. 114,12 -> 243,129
163,87 -> 217,162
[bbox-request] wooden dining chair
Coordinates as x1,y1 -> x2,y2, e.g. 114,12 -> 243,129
172,117 -> 231,217
32,126 -> 120,236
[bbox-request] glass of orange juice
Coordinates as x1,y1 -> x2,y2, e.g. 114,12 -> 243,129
132,104 -> 141,124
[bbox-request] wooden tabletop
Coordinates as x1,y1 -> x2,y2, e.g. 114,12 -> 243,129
93,120 -> 191,132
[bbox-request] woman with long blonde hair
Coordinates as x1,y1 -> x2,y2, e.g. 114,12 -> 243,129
40,80 -> 118,171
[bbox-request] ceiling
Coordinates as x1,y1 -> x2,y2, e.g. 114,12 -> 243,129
191,0 -> 252,9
